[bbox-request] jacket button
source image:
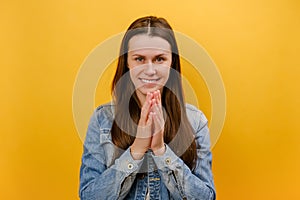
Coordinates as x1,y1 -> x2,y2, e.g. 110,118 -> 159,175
128,163 -> 133,169
165,158 -> 171,165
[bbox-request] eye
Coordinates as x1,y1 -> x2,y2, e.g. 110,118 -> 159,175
156,57 -> 165,62
135,57 -> 144,62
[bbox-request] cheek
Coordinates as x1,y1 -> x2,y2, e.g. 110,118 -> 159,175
161,66 -> 170,78
129,69 -> 136,81
129,68 -> 141,85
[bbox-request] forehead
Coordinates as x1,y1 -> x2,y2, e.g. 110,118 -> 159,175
128,35 -> 171,53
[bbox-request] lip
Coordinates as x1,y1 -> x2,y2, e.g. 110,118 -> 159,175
139,78 -> 160,84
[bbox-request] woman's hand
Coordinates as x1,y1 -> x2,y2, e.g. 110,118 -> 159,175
150,90 -> 166,156
130,92 -> 153,159
131,90 -> 166,159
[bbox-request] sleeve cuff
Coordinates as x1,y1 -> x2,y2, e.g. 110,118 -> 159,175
112,148 -> 144,175
151,144 -> 181,171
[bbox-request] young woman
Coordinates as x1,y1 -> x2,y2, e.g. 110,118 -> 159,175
79,16 -> 216,200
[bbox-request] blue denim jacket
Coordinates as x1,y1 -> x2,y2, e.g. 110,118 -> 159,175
79,103 -> 216,200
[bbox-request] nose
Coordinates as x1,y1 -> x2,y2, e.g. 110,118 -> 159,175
144,61 -> 156,76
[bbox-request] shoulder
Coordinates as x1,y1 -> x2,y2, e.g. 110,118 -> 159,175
185,103 -> 208,132
92,102 -> 115,129
94,102 -> 115,114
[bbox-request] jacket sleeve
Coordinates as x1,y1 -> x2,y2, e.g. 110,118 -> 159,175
79,108 -> 144,200
152,110 -> 216,200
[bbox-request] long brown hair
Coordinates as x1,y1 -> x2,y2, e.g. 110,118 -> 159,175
111,16 -> 197,170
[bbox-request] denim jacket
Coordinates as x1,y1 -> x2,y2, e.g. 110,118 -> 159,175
79,103 -> 216,200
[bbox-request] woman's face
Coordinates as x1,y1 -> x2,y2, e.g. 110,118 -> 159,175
127,34 -> 172,103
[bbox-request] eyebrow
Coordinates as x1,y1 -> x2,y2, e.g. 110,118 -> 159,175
131,53 -> 168,57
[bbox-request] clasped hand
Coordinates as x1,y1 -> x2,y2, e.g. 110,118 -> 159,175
130,90 -> 165,159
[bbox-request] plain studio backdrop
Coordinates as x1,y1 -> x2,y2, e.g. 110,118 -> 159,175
1,0 -> 299,199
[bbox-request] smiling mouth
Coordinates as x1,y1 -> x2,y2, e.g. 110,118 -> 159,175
139,78 -> 160,83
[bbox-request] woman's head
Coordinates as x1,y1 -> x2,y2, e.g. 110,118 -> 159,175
112,16 -> 182,104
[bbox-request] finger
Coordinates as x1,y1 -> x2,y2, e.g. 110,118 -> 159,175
153,91 -> 163,115
146,111 -> 154,126
149,98 -> 156,112
152,111 -> 164,135
157,90 -> 162,104
136,110 -> 153,139
153,90 -> 161,104
151,102 -> 164,124
152,93 -> 163,116
149,99 -> 162,121
154,105 -> 164,127
140,93 -> 153,125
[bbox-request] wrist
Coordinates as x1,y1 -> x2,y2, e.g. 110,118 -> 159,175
130,146 -> 146,160
152,144 -> 166,156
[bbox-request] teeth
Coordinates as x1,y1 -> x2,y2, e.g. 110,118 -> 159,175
141,79 -> 158,83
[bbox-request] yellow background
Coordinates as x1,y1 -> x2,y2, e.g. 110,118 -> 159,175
1,0 -> 299,199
